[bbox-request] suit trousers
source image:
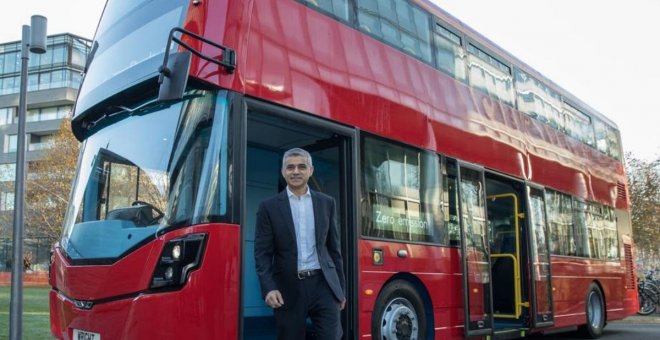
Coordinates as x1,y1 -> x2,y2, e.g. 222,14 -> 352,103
273,274 -> 342,340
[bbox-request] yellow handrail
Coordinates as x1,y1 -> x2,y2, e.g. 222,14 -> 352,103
488,193 -> 525,319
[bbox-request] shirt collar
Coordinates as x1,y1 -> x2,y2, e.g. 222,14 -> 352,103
286,186 -> 311,199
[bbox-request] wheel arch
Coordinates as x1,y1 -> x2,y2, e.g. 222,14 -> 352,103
377,272 -> 435,338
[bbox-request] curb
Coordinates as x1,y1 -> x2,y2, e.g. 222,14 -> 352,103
613,315 -> 660,324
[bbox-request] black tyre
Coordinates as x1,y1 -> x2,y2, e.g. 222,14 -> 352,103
578,283 -> 605,339
637,283 -> 658,315
372,280 -> 427,340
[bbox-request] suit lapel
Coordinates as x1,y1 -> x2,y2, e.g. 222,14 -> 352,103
277,191 -> 297,243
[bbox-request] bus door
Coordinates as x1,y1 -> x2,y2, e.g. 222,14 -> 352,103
487,192 -> 525,320
457,163 -> 494,337
241,101 -> 356,339
525,185 -> 554,328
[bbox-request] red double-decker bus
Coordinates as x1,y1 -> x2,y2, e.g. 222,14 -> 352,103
49,0 -> 638,339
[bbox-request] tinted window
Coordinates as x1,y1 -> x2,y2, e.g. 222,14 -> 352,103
61,89 -> 232,262
594,118 -> 621,160
459,167 -> 487,252
514,69 -> 562,129
434,23 -> 467,82
444,158 -> 460,245
357,0 -> 432,63
545,190 -> 574,256
563,103 -> 595,146
572,200 -> 590,257
467,44 -> 514,106
586,203 -> 619,260
361,136 -> 446,244
300,0 -> 350,22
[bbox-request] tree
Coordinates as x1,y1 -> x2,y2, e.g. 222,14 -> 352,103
625,152 -> 660,273
24,117 -> 80,241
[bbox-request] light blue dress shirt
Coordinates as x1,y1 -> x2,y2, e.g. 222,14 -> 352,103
287,186 -> 321,272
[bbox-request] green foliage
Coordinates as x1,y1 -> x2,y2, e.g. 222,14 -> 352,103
625,152 -> 660,271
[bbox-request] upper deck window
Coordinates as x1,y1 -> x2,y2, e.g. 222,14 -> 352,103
594,118 -> 622,160
562,102 -> 595,147
514,69 -> 562,129
433,23 -> 467,83
467,43 -> 514,106
75,0 -> 188,116
299,0 -> 350,22
357,0 -> 432,63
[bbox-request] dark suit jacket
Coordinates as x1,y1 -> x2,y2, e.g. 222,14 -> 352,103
254,189 -> 346,308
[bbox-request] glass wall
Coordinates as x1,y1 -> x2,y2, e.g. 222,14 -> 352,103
0,34 -> 91,95
0,105 -> 71,125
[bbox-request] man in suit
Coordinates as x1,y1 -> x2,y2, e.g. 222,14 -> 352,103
255,148 -> 346,339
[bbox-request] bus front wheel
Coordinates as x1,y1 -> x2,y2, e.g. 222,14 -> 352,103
372,280 -> 427,340
578,283 -> 605,338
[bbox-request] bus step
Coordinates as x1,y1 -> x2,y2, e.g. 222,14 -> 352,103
490,328 -> 528,340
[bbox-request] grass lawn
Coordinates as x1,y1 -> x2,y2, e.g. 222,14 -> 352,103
0,286 -> 53,340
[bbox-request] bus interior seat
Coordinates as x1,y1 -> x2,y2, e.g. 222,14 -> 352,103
106,205 -> 155,227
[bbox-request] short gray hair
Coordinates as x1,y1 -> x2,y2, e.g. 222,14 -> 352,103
282,148 -> 313,169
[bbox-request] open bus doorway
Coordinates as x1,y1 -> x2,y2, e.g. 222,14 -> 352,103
485,173 -> 554,335
241,103 -> 355,339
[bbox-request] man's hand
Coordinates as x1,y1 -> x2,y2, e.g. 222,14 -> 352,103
340,298 -> 346,310
265,290 -> 284,309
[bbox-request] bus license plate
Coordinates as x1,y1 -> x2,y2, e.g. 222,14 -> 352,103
73,329 -> 101,340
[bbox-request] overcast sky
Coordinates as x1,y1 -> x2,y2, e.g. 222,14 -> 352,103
1,0 -> 658,160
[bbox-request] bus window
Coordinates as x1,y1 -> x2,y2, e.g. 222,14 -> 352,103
585,203 -> 620,260
356,0 -> 432,63
443,158 -> 460,246
594,118 -> 622,160
545,189 -> 574,256
562,102 -> 595,147
585,203 -> 604,259
514,68 -> 562,129
603,206 -> 619,260
361,136 -> 446,244
467,43 -> 515,107
572,200 -> 590,257
299,0 -> 350,22
434,23 -> 467,83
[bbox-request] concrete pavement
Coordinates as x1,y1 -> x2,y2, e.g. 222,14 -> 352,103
614,314 -> 660,324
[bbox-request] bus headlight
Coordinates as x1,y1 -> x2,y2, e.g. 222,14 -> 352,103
150,233 -> 207,289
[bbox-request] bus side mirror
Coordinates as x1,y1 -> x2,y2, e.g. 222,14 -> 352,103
158,50 -> 192,101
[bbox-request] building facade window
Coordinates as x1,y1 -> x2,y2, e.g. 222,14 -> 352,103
0,107 -> 16,125
5,134 -> 17,153
0,33 -> 91,95
0,191 -> 14,211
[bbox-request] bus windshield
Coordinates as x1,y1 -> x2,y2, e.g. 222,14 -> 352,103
61,89 -> 232,262
75,0 -> 188,115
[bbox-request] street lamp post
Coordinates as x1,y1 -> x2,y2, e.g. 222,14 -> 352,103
9,15 -> 47,340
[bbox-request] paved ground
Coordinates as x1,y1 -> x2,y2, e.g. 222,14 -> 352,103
527,314 -> 660,339
614,314 -> 660,324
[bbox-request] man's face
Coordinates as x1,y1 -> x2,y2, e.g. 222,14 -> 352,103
282,155 -> 313,191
